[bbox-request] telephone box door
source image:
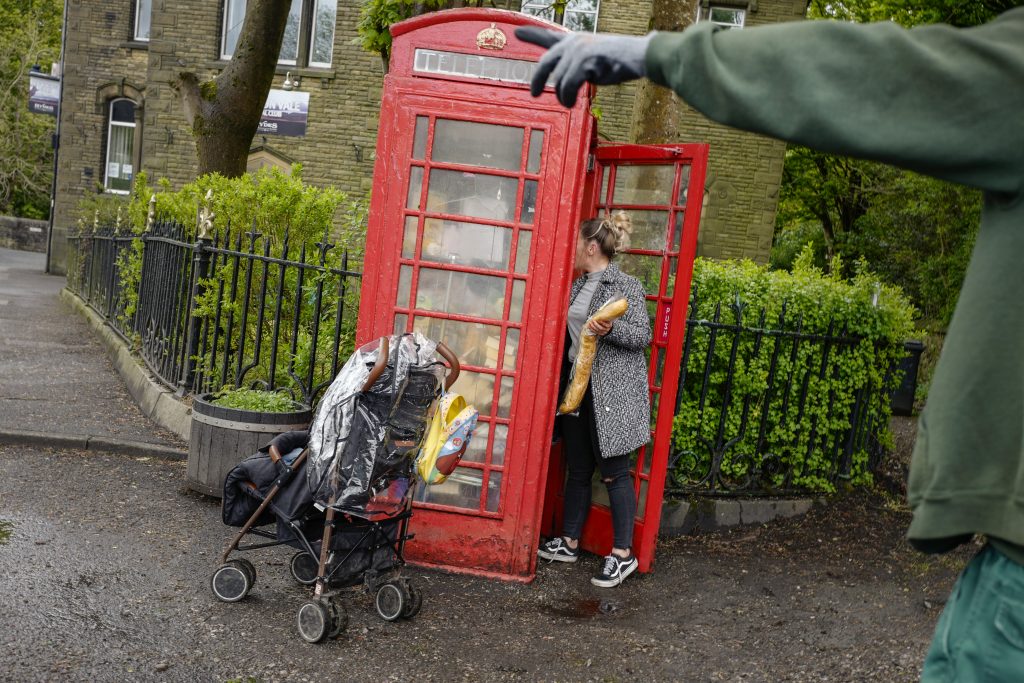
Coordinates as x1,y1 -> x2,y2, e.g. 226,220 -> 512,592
544,143 -> 708,573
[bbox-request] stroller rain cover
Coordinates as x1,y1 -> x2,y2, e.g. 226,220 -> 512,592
306,332 -> 445,516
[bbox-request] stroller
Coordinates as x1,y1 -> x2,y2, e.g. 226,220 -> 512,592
210,333 -> 459,643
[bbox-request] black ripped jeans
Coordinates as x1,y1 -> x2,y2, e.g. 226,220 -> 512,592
560,387 -> 636,550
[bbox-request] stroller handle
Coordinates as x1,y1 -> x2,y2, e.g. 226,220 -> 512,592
361,337 -> 390,393
436,342 -> 460,391
360,336 -> 460,393
358,337 -> 458,393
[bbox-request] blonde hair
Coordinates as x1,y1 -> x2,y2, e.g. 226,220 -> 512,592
580,210 -> 632,260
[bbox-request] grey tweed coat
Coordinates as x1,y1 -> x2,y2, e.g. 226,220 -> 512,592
564,262 -> 652,458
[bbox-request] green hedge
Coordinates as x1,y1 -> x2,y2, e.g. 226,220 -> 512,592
672,248 -> 916,493
77,168 -> 367,400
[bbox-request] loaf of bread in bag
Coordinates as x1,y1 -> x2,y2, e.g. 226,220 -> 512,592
558,297 -> 629,414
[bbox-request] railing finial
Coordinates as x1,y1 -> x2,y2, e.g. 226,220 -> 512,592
146,194 -> 156,232
198,188 -> 214,240
114,206 -> 122,234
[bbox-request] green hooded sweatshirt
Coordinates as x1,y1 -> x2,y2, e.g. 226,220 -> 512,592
645,9 -> 1024,564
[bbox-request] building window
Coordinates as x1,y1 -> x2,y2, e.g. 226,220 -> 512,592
309,0 -> 337,67
521,0 -> 600,33
700,5 -> 746,30
104,99 -> 136,194
222,0 -> 337,67
134,0 -> 152,41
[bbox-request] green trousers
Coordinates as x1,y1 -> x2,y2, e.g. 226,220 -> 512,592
922,544 -> 1024,682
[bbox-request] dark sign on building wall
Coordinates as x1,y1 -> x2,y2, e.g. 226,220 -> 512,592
257,89 -> 309,137
28,73 -> 60,116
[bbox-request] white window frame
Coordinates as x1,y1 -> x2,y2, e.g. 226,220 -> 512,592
134,0 -> 152,42
104,98 -> 136,195
521,0 -> 600,33
699,5 -> 746,30
221,0 -> 247,61
222,0 -> 333,67
277,0 -> 302,67
308,0 -> 337,69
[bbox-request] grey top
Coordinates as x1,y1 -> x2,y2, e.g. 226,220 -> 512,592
566,269 -> 603,361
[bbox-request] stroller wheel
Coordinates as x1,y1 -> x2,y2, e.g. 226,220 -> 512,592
290,551 -> 319,586
401,579 -> 422,619
211,561 -> 252,603
326,597 -> 349,639
375,581 -> 410,622
296,600 -> 330,644
235,557 -> 257,588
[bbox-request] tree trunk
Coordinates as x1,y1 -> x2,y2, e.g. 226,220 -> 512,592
628,0 -> 698,144
173,0 -> 293,178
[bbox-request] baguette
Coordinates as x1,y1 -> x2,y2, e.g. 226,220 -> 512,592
558,297 -> 629,414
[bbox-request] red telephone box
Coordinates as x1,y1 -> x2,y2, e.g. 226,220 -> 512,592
357,8 -> 707,581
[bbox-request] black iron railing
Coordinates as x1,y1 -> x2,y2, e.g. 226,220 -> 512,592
66,228 -> 136,339
68,222 -> 893,496
667,297 -> 888,496
67,218 -> 361,406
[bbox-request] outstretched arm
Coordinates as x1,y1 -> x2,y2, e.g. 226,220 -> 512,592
647,13 -> 1024,195
519,11 -> 1024,195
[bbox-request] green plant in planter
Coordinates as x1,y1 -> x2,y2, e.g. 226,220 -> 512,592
209,388 -> 300,413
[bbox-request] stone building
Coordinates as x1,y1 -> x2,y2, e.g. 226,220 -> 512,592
50,0 -> 805,273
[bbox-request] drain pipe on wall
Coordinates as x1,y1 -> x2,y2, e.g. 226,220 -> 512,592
44,0 -> 69,274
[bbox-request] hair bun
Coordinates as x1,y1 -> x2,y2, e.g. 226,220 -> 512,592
608,210 -> 632,253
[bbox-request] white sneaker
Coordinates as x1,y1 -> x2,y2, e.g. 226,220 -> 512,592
591,552 -> 638,587
537,537 -> 580,563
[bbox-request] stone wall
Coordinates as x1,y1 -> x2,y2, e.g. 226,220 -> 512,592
0,217 -> 48,253
51,0 -> 149,274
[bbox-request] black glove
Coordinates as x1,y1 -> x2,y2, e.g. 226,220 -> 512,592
515,27 -> 653,108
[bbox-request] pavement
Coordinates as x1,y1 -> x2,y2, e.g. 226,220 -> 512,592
0,247 -> 186,457
0,246 -> 964,682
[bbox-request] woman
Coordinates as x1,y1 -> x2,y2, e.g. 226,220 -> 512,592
538,211 -> 652,588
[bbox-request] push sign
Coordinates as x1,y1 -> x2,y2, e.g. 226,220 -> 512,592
658,303 -> 673,344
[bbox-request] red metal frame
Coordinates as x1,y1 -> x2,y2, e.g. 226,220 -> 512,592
542,143 -> 708,574
357,9 -> 594,580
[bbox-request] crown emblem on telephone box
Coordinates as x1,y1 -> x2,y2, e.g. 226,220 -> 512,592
476,23 -> 507,50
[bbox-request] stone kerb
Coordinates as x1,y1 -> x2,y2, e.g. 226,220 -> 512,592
661,497 -> 819,535
60,288 -> 192,442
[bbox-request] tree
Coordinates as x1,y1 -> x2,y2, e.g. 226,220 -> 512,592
772,0 -> 1011,329
842,167 -> 980,327
357,0 -> 507,71
775,149 -> 886,261
172,0 -> 293,178
628,0 -> 698,145
0,0 -> 62,218
806,0 -> 1015,27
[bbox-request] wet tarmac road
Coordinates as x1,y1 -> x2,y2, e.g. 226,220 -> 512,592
0,444 -> 960,682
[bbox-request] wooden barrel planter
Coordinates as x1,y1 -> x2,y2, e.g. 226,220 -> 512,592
186,393 -> 312,497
